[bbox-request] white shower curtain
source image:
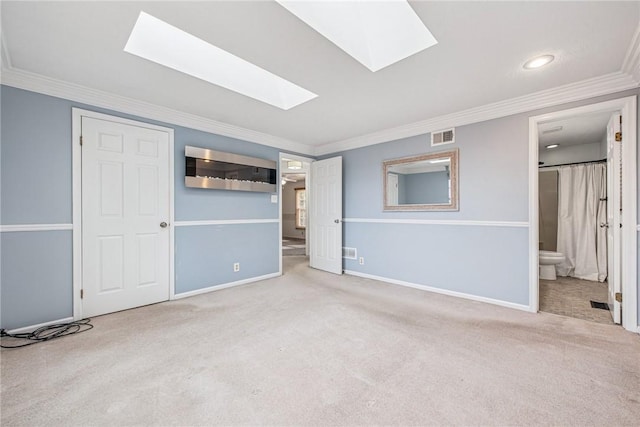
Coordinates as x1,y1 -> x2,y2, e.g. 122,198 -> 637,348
556,163 -> 607,282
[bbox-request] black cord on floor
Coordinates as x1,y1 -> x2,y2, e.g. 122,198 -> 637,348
0,319 -> 93,348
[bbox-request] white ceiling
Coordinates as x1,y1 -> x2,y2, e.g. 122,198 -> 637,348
538,111 -> 612,150
2,1 -> 639,154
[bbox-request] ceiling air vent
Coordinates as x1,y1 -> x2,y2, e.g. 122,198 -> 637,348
431,128 -> 455,146
342,247 -> 357,260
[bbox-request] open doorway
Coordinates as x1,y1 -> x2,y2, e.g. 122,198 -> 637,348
537,110 -> 613,324
529,96 -> 637,332
279,153 -> 312,273
282,172 -> 307,256
279,153 -> 344,275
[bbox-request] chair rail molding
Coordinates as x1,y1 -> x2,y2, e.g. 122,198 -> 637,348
342,218 -> 528,227
0,223 -> 73,232
174,219 -> 279,227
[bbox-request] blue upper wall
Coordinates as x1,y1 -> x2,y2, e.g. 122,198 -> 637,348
1,87 -> 73,224
0,86 -> 280,224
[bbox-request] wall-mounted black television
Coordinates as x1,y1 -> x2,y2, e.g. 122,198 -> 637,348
185,146 -> 277,193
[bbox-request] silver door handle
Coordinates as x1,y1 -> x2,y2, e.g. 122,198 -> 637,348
160,222 -> 168,228
334,219 -> 341,224
600,222 -> 609,228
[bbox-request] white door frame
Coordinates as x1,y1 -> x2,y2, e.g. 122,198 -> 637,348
528,96 -> 637,332
72,108 -> 175,320
278,152 -> 313,274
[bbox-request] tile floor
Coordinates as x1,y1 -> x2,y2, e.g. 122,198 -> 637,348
539,276 -> 613,324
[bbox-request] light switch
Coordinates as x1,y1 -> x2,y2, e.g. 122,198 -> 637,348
271,194 -> 278,203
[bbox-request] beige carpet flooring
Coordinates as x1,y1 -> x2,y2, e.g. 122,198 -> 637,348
2,257 -> 639,426
540,276 -> 613,324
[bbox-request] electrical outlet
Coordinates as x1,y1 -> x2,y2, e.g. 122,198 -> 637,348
233,262 -> 240,272
359,257 -> 364,265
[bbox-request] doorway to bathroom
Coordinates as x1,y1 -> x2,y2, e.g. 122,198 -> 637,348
538,112 -> 612,324
529,96 -> 637,332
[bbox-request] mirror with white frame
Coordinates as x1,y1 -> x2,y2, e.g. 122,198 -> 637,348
383,149 -> 459,211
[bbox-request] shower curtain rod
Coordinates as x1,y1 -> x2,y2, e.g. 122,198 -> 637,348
538,158 -> 607,168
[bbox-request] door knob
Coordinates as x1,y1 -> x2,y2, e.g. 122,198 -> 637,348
600,222 -> 609,228
160,222 -> 168,228
334,219 -> 341,224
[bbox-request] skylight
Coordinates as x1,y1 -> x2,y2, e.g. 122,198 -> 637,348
276,0 -> 437,72
124,12 -> 317,110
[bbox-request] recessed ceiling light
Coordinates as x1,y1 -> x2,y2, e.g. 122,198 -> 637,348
523,54 -> 555,70
276,1 -> 437,72
124,12 -> 317,110
545,144 -> 560,149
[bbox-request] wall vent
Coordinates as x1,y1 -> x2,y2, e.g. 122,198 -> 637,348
342,247 -> 357,260
431,128 -> 455,146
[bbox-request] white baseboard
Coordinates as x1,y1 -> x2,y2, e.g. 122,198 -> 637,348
344,270 -> 531,312
172,272 -> 281,300
6,316 -> 74,334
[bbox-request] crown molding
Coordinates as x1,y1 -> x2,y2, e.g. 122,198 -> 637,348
1,62 -> 637,159
622,21 -> 640,85
0,66 -> 314,156
314,71 -> 639,156
1,31 -> 12,70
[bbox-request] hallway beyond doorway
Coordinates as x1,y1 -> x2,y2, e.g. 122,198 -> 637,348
282,238 -> 306,257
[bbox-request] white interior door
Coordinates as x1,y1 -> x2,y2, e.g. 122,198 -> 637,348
606,113 -> 622,324
310,156 -> 343,274
82,116 -> 171,318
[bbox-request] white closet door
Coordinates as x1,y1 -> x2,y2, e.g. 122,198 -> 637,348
82,116 -> 170,317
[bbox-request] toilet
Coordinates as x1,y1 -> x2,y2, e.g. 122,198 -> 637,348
539,250 -> 565,280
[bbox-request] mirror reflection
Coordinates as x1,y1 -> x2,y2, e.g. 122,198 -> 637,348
383,149 -> 459,211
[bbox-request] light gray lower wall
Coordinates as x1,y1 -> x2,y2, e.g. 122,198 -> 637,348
1,231 -> 73,330
344,222 -> 529,305
175,223 -> 279,294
